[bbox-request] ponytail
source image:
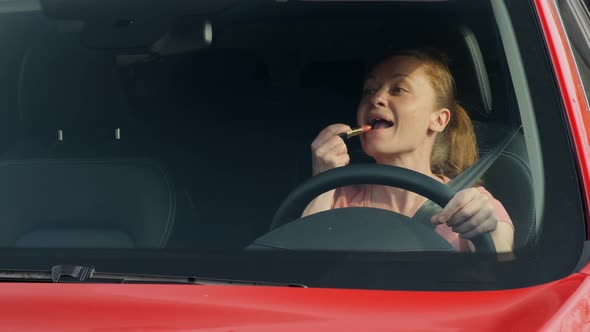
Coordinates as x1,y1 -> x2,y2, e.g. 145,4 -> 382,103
431,102 -> 478,179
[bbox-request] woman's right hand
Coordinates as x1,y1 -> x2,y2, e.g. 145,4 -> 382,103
311,124 -> 352,176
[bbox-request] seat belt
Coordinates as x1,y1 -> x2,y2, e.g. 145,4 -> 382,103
412,125 -> 523,226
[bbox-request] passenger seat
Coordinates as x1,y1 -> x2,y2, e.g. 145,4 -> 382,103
0,23 -> 179,248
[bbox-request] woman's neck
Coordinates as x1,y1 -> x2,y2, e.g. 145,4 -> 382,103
373,148 -> 436,178
369,149 -> 444,216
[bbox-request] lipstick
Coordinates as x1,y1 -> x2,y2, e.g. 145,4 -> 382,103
338,125 -> 372,139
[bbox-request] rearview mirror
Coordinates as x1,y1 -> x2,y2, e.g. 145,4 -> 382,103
151,17 -> 213,55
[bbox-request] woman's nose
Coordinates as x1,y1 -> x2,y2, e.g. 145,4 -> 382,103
370,88 -> 388,108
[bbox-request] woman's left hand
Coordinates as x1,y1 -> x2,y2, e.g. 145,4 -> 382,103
430,188 -> 498,239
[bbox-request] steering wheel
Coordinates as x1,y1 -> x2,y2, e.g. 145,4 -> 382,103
251,164 -> 495,253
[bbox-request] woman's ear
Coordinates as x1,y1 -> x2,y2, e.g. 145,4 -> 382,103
429,108 -> 451,133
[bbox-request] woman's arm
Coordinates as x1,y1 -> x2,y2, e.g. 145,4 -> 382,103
466,221 -> 514,253
490,221 -> 514,253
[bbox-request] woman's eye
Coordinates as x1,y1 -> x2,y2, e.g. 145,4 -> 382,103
362,88 -> 376,95
390,86 -> 407,94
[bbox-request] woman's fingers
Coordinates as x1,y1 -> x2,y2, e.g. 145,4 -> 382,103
459,218 -> 497,239
431,188 -> 479,224
432,188 -> 498,239
315,135 -> 348,157
451,204 -> 494,234
311,124 -> 352,175
311,124 -> 351,150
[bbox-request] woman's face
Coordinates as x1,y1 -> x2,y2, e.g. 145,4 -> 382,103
357,55 -> 449,161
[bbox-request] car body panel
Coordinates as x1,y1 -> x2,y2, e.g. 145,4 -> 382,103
540,275 -> 590,331
0,275 -> 586,332
534,0 -> 590,238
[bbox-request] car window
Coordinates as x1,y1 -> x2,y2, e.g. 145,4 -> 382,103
0,0 -> 583,291
558,0 -> 590,102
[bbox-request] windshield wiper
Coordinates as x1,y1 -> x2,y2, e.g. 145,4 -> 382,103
0,264 -> 306,287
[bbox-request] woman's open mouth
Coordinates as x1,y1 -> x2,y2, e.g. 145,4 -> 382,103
368,118 -> 394,130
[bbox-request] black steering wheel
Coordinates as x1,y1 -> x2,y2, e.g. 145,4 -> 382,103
251,164 -> 495,253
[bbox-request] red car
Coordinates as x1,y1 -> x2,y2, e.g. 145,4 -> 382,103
0,0 -> 589,330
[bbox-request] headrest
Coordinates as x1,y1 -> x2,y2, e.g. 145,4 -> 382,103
18,28 -> 134,142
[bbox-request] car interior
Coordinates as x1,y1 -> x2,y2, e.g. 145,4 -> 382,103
0,0 -> 542,253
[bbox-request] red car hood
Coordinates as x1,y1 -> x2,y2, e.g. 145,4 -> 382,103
1,273 -> 588,331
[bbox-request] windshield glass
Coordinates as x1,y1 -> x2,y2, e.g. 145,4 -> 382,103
0,0 -> 584,291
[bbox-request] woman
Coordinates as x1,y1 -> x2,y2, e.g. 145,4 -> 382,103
303,49 -> 514,253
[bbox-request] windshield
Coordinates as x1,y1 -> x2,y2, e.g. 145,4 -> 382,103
0,0 -> 584,291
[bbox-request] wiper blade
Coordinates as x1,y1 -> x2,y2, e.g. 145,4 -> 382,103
0,265 -> 306,287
